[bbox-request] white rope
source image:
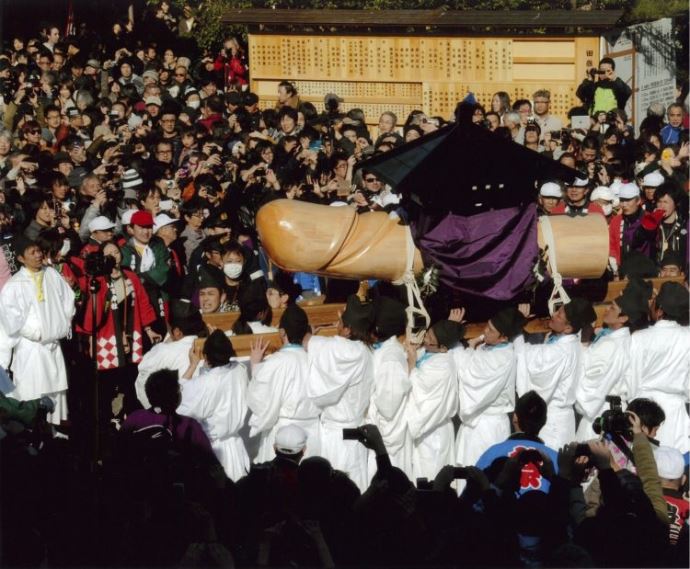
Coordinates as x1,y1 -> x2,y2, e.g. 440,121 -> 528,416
539,215 -> 571,315
393,227 -> 430,343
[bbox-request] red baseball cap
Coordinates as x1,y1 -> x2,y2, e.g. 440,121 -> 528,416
130,211 -> 154,227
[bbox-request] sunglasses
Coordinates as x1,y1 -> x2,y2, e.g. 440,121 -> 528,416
365,177 -> 380,183
28,129 -> 41,134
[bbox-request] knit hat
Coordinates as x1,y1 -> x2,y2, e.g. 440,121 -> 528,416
197,266 -> 224,291
490,307 -> 526,340
373,296 -> 407,339
121,168 -> 144,190
563,298 -> 596,332
274,424 -> 307,455
655,282 -> 689,320
341,295 -> 374,335
142,69 -> 159,82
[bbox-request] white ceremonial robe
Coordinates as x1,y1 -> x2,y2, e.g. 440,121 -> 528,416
177,362 -> 250,481
453,343 -> 514,469
629,320 -> 690,453
407,352 -> 458,482
0,267 -> 74,424
135,335 -> 200,408
514,334 -> 581,450
248,344 -> 321,462
575,327 -> 630,442
366,337 -> 413,481
307,335 -> 374,492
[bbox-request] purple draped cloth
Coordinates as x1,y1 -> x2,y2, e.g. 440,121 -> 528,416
413,205 -> 538,301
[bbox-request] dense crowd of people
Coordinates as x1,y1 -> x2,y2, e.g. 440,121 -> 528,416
0,3 -> 688,567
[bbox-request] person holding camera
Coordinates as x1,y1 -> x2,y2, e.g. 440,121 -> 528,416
576,57 -> 632,116
77,241 -> 160,427
0,236 -> 75,426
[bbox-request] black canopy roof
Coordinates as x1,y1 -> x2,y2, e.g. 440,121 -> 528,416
358,123 -> 579,216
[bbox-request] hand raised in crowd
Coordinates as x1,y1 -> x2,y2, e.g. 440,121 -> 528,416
249,336 -> 271,365
558,443 -> 591,484
357,424 -> 387,456
93,189 -> 108,209
627,410 -> 643,435
145,327 -> 163,345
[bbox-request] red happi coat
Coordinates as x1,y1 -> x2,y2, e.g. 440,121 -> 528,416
76,269 -> 157,370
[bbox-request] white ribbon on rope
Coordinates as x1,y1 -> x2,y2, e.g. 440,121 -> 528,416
393,227 -> 430,343
539,215 -> 571,316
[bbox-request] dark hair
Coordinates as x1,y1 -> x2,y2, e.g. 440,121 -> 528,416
145,369 -> 180,410
277,106 -> 298,123
514,391 -> 547,436
512,98 -> 531,111
626,398 -> 665,430
278,80 -> 296,97
35,227 -> 64,258
600,57 -> 615,70
653,182 -> 682,207
203,329 -> 236,367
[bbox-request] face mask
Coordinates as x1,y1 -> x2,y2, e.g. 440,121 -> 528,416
187,100 -> 200,109
601,203 -> 612,216
59,239 -> 71,257
223,262 -> 243,280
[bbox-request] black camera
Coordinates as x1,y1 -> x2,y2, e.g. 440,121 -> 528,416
342,428 -> 365,442
593,395 -> 631,437
416,477 -> 434,490
84,251 -> 116,277
605,111 -> 618,126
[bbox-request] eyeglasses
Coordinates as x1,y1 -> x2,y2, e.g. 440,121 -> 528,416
174,73 -> 186,77
534,100 -> 549,104
365,177 -> 380,183
28,129 -> 41,135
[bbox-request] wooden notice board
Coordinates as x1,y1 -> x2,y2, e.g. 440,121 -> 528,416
248,34 -> 600,130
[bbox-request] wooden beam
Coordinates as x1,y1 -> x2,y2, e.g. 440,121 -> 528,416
222,8 -> 623,31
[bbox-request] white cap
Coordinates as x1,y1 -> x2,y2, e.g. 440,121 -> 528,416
590,186 -> 614,203
273,424 -> 307,454
153,213 -> 177,233
653,445 -> 685,479
88,216 -> 116,232
144,96 -> 162,107
121,209 -> 139,225
609,179 -> 623,198
642,170 -> 664,188
618,182 -> 640,200
539,182 -> 562,198
572,176 -> 589,187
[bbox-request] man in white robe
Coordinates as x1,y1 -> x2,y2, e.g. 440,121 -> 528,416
247,304 -> 321,463
514,298 -> 595,450
135,300 -> 207,407
628,282 -> 690,453
575,283 -> 648,441
453,307 -> 523,469
0,237 -> 74,425
305,295 -> 374,492
407,320 -> 460,482
178,329 -> 250,481
366,296 -> 413,481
